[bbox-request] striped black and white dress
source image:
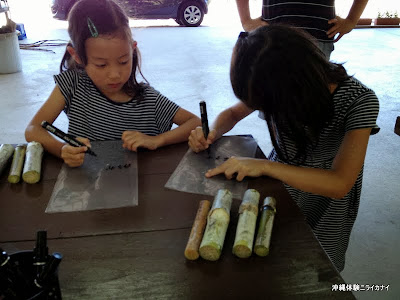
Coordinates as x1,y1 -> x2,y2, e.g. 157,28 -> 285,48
262,0 -> 335,42
54,70 -> 180,140
268,78 -> 380,272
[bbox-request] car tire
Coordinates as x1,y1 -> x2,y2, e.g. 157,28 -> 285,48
178,1 -> 204,27
175,18 -> 184,26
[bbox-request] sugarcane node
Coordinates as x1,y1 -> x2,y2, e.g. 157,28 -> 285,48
254,196 -> 277,257
260,204 -> 276,213
233,189 -> 260,258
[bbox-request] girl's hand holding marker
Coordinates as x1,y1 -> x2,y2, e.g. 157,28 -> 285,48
188,127 -> 217,153
60,137 -> 92,168
41,121 -> 94,168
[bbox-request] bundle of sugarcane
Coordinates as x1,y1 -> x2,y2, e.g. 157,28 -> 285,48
184,189 -> 278,261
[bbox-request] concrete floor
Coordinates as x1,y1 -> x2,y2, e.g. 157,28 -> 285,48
0,3 -> 399,299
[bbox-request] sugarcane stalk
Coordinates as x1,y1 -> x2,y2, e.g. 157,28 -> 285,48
22,142 -> 44,184
254,197 -> 277,256
8,144 -> 26,183
184,200 -> 211,260
233,189 -> 260,258
0,144 -> 14,175
199,189 -> 232,261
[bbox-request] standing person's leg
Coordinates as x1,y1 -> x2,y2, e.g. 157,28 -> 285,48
317,42 -> 334,60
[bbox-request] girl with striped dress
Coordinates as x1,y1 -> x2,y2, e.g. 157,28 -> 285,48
25,0 -> 200,168
188,25 -> 379,272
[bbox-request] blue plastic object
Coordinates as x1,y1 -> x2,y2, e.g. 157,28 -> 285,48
16,23 -> 26,40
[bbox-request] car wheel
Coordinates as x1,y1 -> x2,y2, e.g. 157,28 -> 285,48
179,1 -> 204,27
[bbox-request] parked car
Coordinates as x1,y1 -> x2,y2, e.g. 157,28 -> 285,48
51,0 -> 210,27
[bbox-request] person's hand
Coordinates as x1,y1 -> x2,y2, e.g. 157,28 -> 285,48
327,16 -> 356,42
122,130 -> 160,151
61,137 -> 91,167
188,127 -> 217,153
205,157 -> 268,181
242,17 -> 268,32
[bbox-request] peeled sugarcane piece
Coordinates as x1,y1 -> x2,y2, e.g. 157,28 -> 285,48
22,142 -> 44,184
0,144 -> 15,175
199,189 -> 232,261
184,200 -> 211,260
254,197 -> 277,257
8,144 -> 27,183
233,189 -> 260,258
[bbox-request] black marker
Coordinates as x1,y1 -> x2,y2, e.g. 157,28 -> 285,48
33,230 -> 48,278
41,121 -> 97,156
199,101 -> 211,156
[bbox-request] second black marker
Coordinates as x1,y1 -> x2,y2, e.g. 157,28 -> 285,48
199,101 -> 211,156
41,121 -> 97,156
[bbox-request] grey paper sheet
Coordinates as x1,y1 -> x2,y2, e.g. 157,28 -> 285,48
46,140 -> 138,213
165,135 -> 258,199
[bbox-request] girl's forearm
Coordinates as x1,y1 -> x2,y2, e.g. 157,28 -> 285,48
263,160 -> 353,199
211,104 -> 253,140
25,125 -> 64,158
211,113 -> 237,140
157,116 -> 201,147
264,128 -> 371,199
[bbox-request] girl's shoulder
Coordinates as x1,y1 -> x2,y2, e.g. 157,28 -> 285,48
54,69 -> 89,84
336,77 -> 376,97
334,77 -> 380,133
333,77 -> 378,107
141,84 -> 160,97
138,85 -> 179,111
140,85 -> 171,102
54,69 -> 94,106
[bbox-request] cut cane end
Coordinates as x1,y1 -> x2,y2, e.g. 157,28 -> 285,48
254,245 -> 269,257
199,244 -> 221,261
184,249 -> 199,260
7,175 -> 20,184
233,244 -> 252,258
22,171 -> 40,184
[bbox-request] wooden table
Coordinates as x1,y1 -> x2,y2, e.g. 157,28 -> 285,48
0,140 -> 354,299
